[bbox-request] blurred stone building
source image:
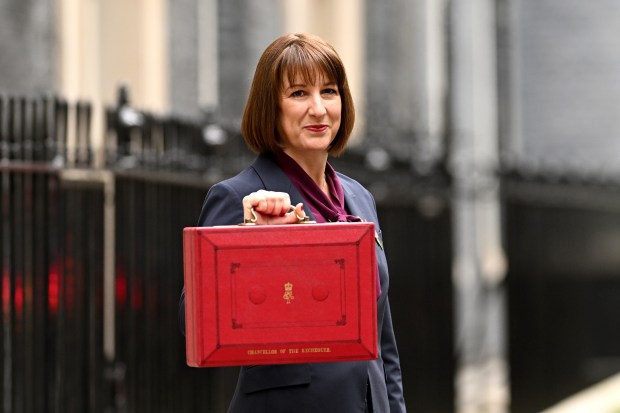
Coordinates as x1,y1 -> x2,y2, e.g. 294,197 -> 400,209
4,0 -> 618,176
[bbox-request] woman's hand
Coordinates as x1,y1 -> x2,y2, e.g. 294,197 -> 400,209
242,190 -> 306,225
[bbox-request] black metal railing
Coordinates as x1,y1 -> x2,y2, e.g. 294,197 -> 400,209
1,94 -> 105,412
501,165 -> 620,413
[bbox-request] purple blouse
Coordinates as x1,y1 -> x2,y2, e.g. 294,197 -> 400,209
275,151 -> 362,223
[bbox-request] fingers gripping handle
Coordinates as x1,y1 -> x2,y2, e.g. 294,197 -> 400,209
239,206 -> 314,226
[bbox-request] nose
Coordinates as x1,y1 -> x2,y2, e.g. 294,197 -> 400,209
308,92 -> 327,117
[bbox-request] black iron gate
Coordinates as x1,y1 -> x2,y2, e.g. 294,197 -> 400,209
1,95 -> 106,412
503,169 -> 620,412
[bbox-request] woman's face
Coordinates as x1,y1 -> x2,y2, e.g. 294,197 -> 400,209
277,73 -> 341,157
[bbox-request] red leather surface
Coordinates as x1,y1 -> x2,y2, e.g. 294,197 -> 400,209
183,222 -> 378,367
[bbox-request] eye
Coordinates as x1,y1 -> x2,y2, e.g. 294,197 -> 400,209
290,90 -> 305,98
322,88 -> 339,96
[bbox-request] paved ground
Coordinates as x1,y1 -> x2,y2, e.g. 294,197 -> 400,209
455,360 -> 620,413
540,373 -> 620,413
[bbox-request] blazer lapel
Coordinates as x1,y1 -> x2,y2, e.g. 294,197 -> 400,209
339,176 -> 366,220
251,154 -> 316,221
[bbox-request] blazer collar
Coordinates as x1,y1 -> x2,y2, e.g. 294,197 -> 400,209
339,175 -> 365,219
251,153 -> 295,193
251,153 -> 314,220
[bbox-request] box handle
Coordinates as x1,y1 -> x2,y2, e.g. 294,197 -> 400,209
239,206 -> 314,226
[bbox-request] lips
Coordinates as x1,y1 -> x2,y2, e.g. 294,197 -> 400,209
305,125 -> 328,133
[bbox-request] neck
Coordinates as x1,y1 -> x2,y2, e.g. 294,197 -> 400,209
283,149 -> 328,188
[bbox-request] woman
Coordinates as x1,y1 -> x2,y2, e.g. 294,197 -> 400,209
180,33 -> 406,413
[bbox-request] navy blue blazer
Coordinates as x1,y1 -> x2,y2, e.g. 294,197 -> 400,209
180,153 -> 406,413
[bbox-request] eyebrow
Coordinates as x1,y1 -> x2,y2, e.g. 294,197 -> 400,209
285,80 -> 337,90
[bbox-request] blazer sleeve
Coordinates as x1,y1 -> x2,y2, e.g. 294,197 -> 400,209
196,180 -> 245,227
178,181 -> 246,336
381,298 -> 407,412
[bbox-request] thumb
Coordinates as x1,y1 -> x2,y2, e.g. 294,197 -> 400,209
283,203 -> 307,224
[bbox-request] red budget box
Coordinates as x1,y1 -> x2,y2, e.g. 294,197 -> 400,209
183,222 -> 378,367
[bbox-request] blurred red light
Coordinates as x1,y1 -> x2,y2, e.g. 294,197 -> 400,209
14,274 -> 23,314
48,263 -> 59,315
2,268 -> 9,316
116,265 -> 127,305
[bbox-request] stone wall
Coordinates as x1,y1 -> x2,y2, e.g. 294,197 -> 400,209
0,1 -> 56,94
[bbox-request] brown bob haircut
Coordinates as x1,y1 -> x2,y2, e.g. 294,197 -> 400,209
241,33 -> 355,156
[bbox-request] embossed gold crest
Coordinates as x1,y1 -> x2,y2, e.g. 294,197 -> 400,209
283,282 -> 294,304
